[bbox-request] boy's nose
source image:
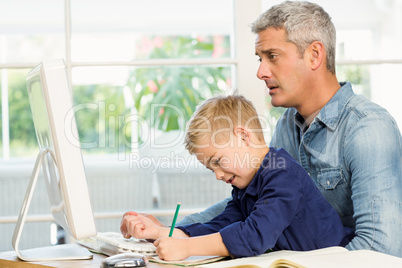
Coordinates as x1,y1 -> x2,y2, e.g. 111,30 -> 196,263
214,169 -> 225,181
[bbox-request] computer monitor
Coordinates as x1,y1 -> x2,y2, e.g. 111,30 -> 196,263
12,59 -> 97,261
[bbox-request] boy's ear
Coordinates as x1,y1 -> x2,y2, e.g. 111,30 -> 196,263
234,127 -> 250,145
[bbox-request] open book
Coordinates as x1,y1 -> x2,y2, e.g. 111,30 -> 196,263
198,246 -> 402,268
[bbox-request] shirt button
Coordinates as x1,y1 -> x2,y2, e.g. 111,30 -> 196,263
327,180 -> 330,185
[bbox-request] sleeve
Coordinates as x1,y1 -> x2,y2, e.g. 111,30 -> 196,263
176,197 -> 231,226
177,196 -> 244,236
344,113 -> 402,257
219,168 -> 304,257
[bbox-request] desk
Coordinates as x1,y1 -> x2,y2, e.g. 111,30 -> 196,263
0,249 -> 182,268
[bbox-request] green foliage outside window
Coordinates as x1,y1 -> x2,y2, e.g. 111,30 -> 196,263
0,70 -> 36,156
127,35 -> 231,132
73,35 -> 232,154
73,84 -> 127,152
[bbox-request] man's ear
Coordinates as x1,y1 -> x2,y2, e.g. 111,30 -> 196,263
234,126 -> 250,146
308,41 -> 324,71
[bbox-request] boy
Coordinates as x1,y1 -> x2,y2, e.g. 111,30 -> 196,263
120,95 -> 353,261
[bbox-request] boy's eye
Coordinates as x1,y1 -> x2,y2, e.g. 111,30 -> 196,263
210,158 -> 220,168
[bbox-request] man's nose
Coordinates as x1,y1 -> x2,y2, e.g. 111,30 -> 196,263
257,61 -> 272,80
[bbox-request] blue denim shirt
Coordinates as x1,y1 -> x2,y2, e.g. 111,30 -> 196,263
178,148 -> 353,257
179,82 -> 402,257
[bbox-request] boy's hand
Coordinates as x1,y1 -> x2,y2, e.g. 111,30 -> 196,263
120,211 -> 165,238
121,213 -> 163,240
154,237 -> 190,261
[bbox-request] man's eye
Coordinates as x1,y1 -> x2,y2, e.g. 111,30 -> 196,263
257,57 -> 262,62
269,54 -> 278,60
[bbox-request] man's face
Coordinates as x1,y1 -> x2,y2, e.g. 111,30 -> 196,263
255,27 -> 311,109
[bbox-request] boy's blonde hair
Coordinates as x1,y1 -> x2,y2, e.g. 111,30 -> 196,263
184,95 -> 264,154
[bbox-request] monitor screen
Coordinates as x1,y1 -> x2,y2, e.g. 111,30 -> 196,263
12,59 -> 97,261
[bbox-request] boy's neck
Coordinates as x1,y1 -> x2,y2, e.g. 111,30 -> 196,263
252,145 -> 270,171
261,146 -> 270,159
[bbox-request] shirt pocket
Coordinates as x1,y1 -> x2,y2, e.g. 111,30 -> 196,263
317,167 -> 345,190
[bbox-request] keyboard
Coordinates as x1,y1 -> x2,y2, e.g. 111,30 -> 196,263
78,232 -> 157,256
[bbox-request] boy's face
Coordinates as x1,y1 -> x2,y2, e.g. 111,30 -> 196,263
194,133 -> 260,189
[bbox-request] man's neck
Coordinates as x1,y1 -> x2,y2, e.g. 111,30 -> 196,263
297,75 -> 340,122
303,109 -> 320,127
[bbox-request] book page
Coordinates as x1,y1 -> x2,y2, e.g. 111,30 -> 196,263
199,247 -> 347,268
282,249 -> 402,268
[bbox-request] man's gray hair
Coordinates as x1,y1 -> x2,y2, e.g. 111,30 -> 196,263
251,1 -> 336,74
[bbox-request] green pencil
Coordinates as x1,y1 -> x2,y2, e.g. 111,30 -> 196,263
169,202 -> 181,237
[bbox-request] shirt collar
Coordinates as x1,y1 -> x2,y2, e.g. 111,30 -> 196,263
294,82 -> 355,131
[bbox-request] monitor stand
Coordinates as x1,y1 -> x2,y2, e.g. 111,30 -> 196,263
11,148 -> 93,261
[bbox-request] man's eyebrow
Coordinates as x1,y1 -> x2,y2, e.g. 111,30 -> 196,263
255,49 -> 273,56
260,49 -> 277,54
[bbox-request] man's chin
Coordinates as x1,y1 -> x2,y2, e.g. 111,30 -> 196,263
270,98 -> 288,108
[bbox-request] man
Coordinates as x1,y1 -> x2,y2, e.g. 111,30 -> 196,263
175,1 -> 402,257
